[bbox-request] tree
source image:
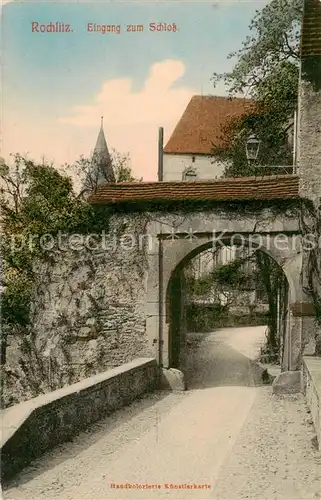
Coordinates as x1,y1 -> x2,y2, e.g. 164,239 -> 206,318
212,0 -> 303,177
73,148 -> 141,198
111,149 -> 142,183
0,154 -> 112,365
212,0 -> 302,95
185,253 -> 256,309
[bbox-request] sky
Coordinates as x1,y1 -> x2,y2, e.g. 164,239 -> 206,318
1,0 -> 268,182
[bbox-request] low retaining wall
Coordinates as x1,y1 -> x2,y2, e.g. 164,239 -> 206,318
302,356 -> 321,450
1,357 -> 159,481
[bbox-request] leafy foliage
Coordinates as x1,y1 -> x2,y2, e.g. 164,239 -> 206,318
1,270 -> 32,328
211,259 -> 249,287
112,149 -> 142,182
73,148 -> 141,197
1,155 -> 109,240
186,303 -> 268,333
212,0 -> 302,177
0,150 -> 136,363
212,0 -> 302,95
185,254 -> 260,308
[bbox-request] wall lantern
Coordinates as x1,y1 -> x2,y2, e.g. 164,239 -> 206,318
245,134 -> 261,162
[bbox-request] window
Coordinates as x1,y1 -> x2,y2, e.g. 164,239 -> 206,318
183,167 -> 197,181
192,156 -> 196,163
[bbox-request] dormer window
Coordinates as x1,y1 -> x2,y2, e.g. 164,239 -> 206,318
183,167 -> 197,181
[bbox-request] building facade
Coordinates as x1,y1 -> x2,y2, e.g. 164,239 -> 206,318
163,95 -> 253,181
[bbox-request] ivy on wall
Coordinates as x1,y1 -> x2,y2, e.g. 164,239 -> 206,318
0,156 -> 112,368
299,197 -> 321,354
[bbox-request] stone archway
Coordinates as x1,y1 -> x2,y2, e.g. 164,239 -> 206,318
146,232 -> 304,373
164,238 -> 292,371
144,204 -> 318,376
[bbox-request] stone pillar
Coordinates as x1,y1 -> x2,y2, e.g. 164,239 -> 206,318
289,302 -> 317,365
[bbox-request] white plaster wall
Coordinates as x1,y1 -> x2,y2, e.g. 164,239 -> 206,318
163,154 -> 225,181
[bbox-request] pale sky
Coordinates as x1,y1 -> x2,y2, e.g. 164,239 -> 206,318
1,0 -> 268,181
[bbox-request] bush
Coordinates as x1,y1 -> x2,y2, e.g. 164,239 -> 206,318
186,303 -> 269,332
2,272 -> 32,328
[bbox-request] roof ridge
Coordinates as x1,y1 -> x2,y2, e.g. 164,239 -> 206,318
190,94 -> 254,100
110,175 -> 298,187
89,176 -> 300,204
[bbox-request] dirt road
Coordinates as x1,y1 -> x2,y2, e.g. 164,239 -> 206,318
3,326 -> 321,500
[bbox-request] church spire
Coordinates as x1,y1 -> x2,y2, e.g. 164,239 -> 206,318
93,116 -> 115,184
81,117 -> 116,197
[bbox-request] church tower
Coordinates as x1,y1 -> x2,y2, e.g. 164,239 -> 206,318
81,117 -> 116,197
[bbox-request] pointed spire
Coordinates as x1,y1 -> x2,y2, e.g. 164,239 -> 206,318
93,119 -> 115,183
81,118 -> 116,197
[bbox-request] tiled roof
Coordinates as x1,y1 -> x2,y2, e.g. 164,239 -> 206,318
163,95 -> 254,155
89,175 -> 299,205
301,0 -> 321,57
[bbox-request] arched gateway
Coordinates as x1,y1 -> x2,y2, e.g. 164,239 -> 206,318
90,175 -> 316,374
89,0 -> 321,387
165,238 -> 291,370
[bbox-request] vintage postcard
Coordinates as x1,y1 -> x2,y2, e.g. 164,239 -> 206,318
1,0 -> 321,499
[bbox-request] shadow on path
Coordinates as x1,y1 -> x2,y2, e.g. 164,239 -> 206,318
180,333 -> 269,390
3,328 -> 269,491
2,390 -> 180,490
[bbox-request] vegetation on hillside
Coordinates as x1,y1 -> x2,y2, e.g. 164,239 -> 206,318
0,151 -> 136,365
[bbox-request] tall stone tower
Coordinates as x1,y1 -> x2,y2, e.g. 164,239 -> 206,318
297,0 -> 321,205
81,117 -> 116,197
296,0 -> 321,357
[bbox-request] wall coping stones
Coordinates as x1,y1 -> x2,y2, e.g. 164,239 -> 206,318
1,357 -> 156,448
0,357 -> 159,480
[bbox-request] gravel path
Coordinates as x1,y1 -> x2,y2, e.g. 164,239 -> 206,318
3,327 -> 321,500
212,389 -> 321,500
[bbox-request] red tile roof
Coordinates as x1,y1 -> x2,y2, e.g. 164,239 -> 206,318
301,0 -> 321,57
163,95 -> 254,155
89,175 -> 299,205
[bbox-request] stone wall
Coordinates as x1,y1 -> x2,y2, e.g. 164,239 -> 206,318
2,214 -> 152,407
1,358 -> 159,481
297,82 -> 321,205
302,356 -> 321,450
297,15 -> 321,354
1,203 -> 308,405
